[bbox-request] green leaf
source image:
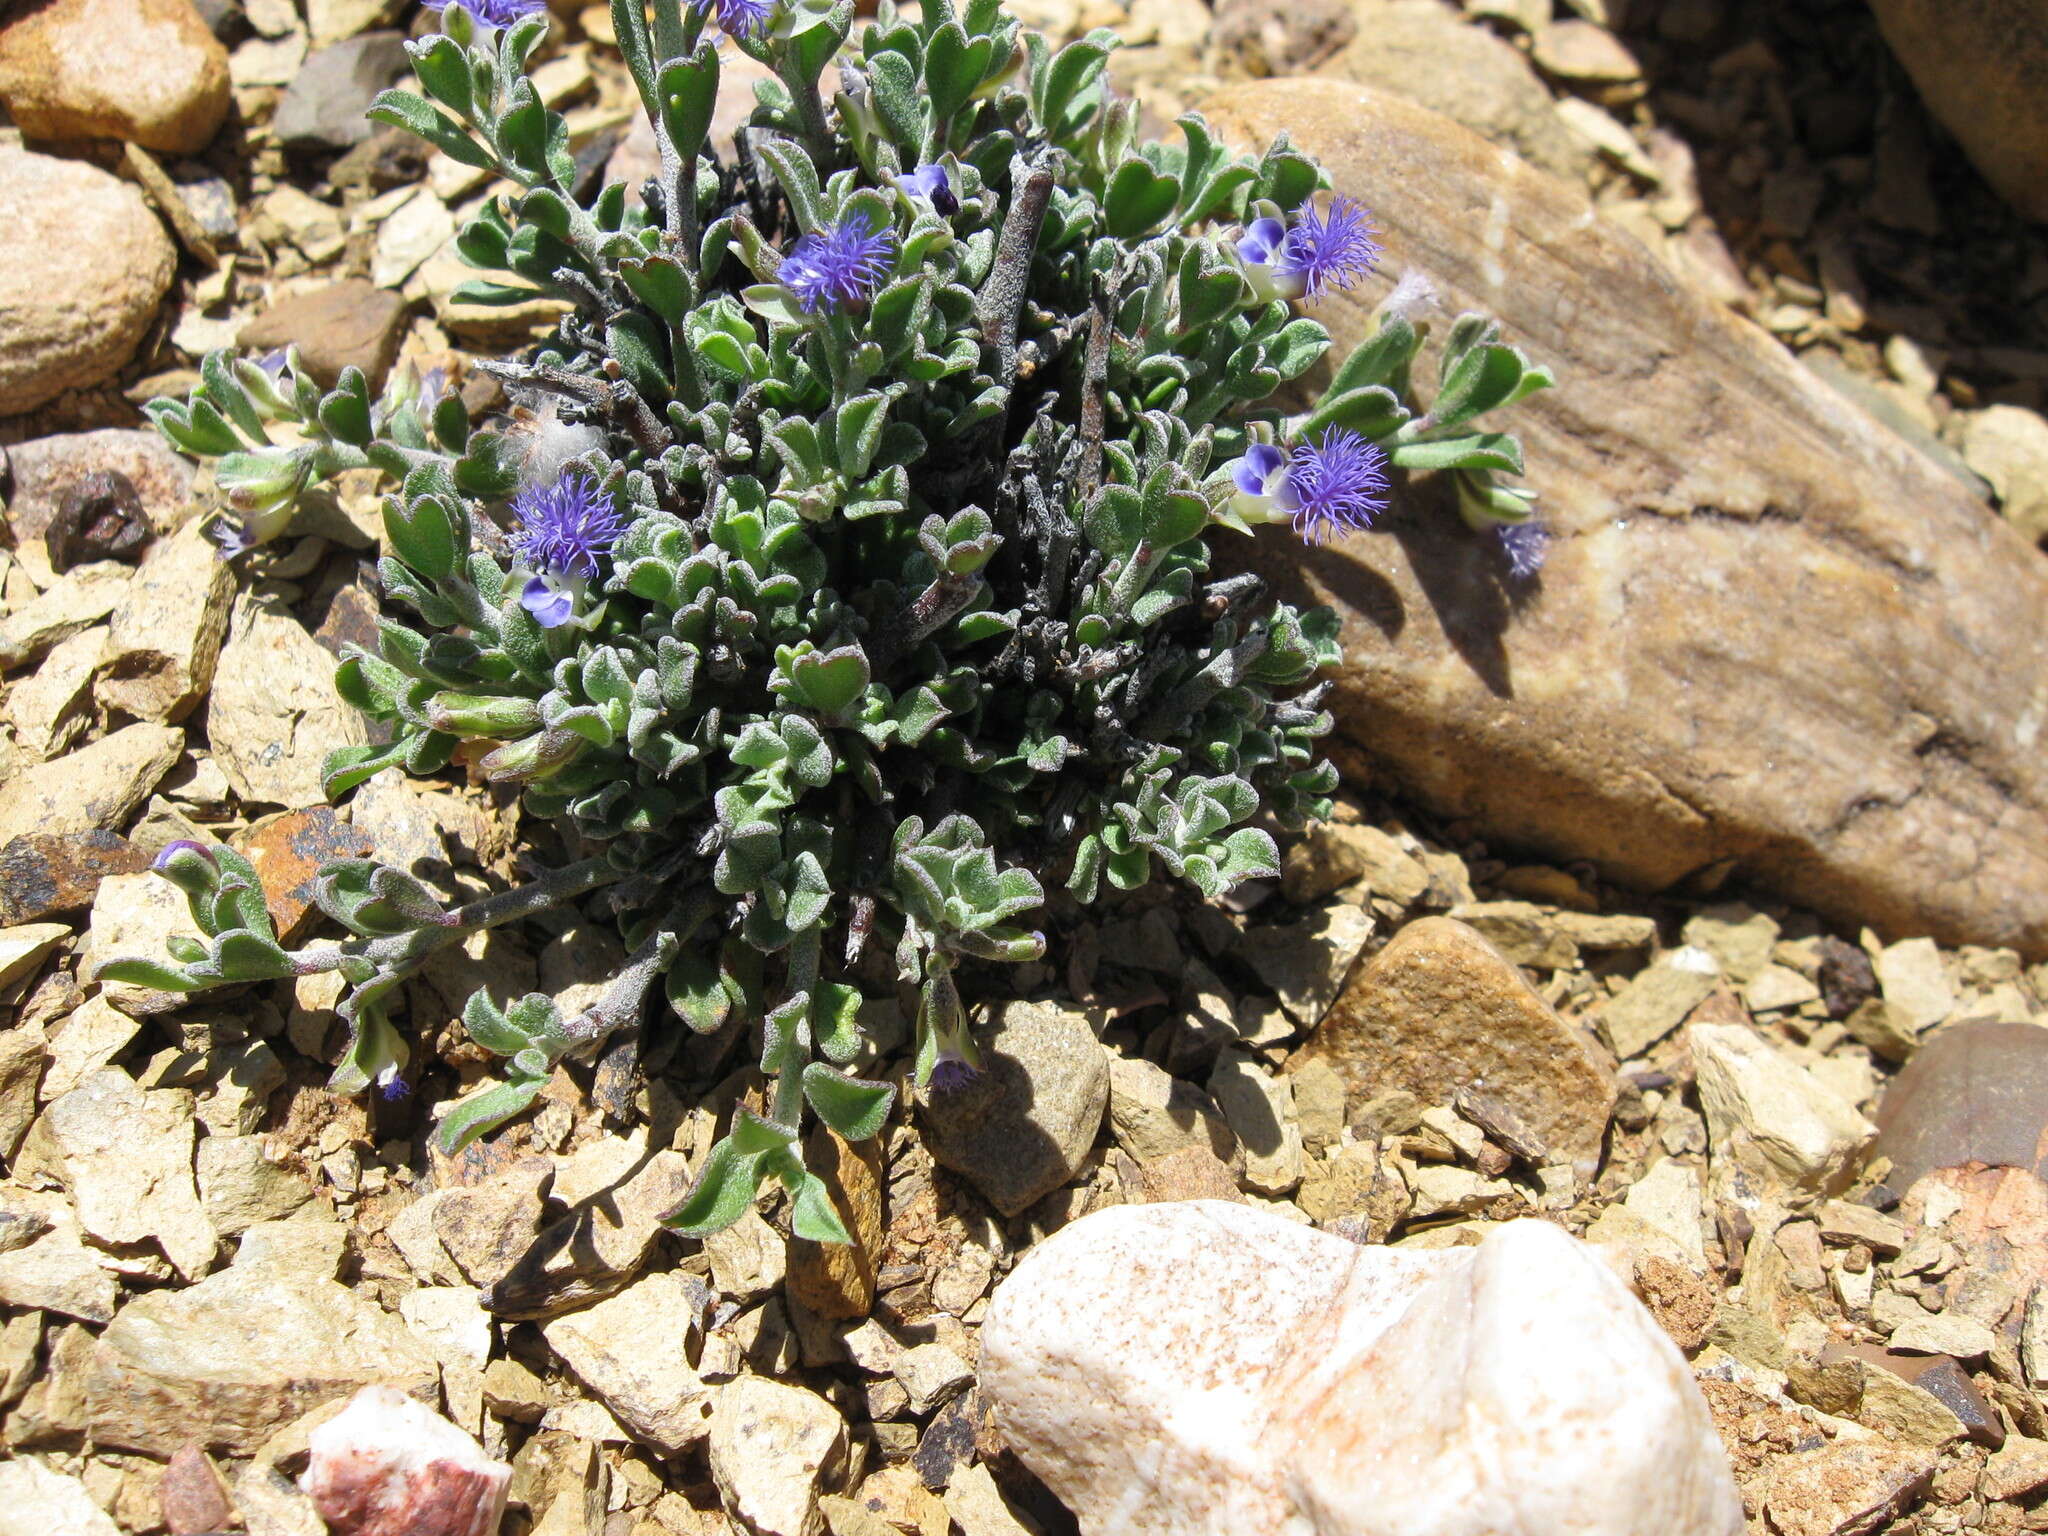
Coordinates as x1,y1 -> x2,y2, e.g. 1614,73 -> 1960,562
1389,432 -> 1525,474
322,740 -> 410,799
790,645 -> 869,716
367,88 -> 496,169
383,494 -> 457,581
656,43 -> 719,171
801,1063 -> 894,1140
435,1078 -> 547,1154
756,137 -> 824,234
91,956 -> 205,992
1104,155 -> 1178,239
661,1119 -> 781,1235
462,989 -> 533,1056
783,1165 -> 856,1245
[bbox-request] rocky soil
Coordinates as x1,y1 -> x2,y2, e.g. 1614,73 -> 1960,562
3,0 -> 2048,1533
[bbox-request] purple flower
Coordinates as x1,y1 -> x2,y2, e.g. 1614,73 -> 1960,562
689,0 -> 775,35
779,212 -> 897,315
1498,520 -> 1550,581
424,0 -> 547,26
1240,196 -> 1382,304
1279,428 -> 1389,543
377,1066 -> 412,1103
899,164 -> 958,216
152,839 -> 215,874
928,1048 -> 978,1093
511,474 -> 627,628
1229,441 -> 1287,499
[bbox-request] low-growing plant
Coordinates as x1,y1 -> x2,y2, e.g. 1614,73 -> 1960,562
104,0 -> 1552,1242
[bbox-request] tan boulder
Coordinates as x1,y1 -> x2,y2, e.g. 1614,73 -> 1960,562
0,0 -> 230,155
0,148 -> 175,415
1204,80 -> 2048,956
1865,0 -> 2048,223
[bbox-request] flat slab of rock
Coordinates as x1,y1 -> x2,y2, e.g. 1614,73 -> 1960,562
1290,915 -> 1615,1173
0,722 -> 182,840
0,148 -> 176,415
86,1235 -> 438,1456
982,1202 -> 1742,1536
1203,80 -> 2048,957
209,593 -> 368,807
541,1271 -> 715,1456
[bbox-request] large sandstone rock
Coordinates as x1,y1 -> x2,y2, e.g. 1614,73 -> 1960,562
0,148 -> 175,415
1865,0 -> 2048,223
1203,81 -> 2048,957
981,1202 -> 1743,1536
0,0 -> 231,155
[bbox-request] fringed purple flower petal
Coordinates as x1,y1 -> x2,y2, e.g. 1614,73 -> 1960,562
424,0 -> 548,25
1281,427 -> 1389,544
510,474 -> 625,582
928,1050 -> 979,1093
779,212 -> 898,315
1277,195 -> 1382,301
1498,520 -> 1550,581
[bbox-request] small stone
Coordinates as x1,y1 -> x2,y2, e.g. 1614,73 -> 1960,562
1281,822 -> 1429,906
1290,1057 -> 1347,1157
303,1384 -> 511,1536
1742,964 -> 1821,1013
235,808 -> 376,942
1818,936 -> 1879,1018
256,184 -> 347,262
1690,1024 -> 1876,1190
1760,1438 -> 1933,1536
893,1342 -> 973,1415
4,627 -> 106,761
541,1271 -> 715,1456
1106,1053 -> 1238,1165
1871,1022 -> 2048,1188
1598,948 -> 1721,1059
786,1125 -> 886,1321
90,521 -> 231,723
0,0 -> 229,153
1531,17 -> 1641,82
482,1149 -> 693,1320
17,1066 -> 217,1278
0,562 -> 131,670
916,999 -> 1109,1218
1962,405 -> 2048,544
196,1134 -> 314,1234
1817,1200 -> 1909,1255
272,32 -> 411,154
3,431 -> 194,554
40,995 -> 142,1100
1206,1050 -> 1303,1195
370,188 -> 455,289
1981,1437 -> 2048,1502
0,1458 -> 122,1536
0,832 -> 151,925
0,723 -> 183,842
1550,911 -> 1657,951
158,1443 -> 235,1536
481,1357 -> 550,1424
1876,936 -> 1954,1032
194,1039 -> 286,1136
941,1463 -> 1037,1536
239,280 -> 409,392
1234,901 -> 1374,1026
1444,900 -> 1577,970
1842,997 -> 1919,1063
1118,1142 -> 1238,1207
44,467 -> 154,574
0,149 -> 177,415
1843,1355 -> 1967,1448
709,1376 -> 848,1535
209,594 -> 369,807
980,1205 -> 1743,1535
1622,1158 -> 1707,1269
85,1231 -> 437,1456
0,1026 -> 44,1161
0,1199 -> 120,1323
1887,1311 -> 1998,1359
1291,917 -> 1617,1176
703,1208 -> 788,1305
0,921 -> 70,991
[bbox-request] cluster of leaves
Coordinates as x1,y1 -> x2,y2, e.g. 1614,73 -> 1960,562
110,0 -> 1550,1243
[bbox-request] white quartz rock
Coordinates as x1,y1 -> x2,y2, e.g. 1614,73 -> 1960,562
302,1384 -> 511,1536
980,1202 -> 1742,1536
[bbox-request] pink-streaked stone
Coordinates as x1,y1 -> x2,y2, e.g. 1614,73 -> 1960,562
981,1202 -> 1743,1536
302,1385 -> 510,1536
